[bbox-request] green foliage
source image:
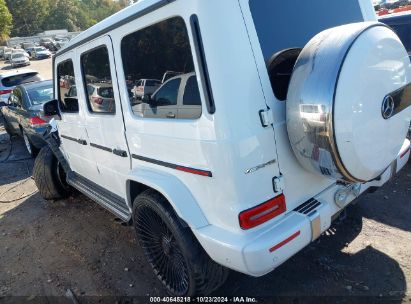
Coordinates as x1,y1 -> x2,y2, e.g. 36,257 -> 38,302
6,0 -> 50,37
6,0 -> 129,37
0,0 -> 13,41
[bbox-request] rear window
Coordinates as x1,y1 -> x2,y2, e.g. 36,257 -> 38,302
97,87 -> 114,98
250,0 -> 364,61
1,73 -> 41,88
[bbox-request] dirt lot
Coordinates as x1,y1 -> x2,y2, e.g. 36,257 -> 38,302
1,58 -> 411,302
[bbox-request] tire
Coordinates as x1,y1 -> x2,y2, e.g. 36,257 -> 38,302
33,146 -> 71,200
133,190 -> 229,296
22,130 -> 40,158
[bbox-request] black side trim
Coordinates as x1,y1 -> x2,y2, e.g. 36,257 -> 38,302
190,15 -> 215,114
90,143 -> 113,153
61,134 -> 88,146
55,0 -> 176,58
132,154 -> 212,177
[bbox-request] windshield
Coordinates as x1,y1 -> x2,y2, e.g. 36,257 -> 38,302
27,84 -> 54,105
35,47 -> 46,52
249,0 -> 365,61
12,53 -> 24,59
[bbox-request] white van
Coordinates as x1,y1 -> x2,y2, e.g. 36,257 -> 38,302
34,0 -> 411,296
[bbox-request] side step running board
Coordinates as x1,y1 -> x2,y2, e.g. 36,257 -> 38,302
67,172 -> 131,222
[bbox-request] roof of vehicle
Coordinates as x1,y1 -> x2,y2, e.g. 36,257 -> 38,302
379,11 -> 411,22
57,0 -> 171,56
0,69 -> 38,79
88,82 -> 113,88
19,79 -> 53,90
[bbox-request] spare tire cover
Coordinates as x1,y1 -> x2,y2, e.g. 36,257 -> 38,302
287,22 -> 411,183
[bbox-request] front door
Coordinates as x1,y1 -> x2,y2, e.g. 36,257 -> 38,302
76,36 -> 130,197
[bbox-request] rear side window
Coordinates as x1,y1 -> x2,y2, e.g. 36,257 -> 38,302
1,73 -> 41,87
183,76 -> 201,106
57,60 -> 79,113
81,46 -> 115,114
121,17 -> 202,119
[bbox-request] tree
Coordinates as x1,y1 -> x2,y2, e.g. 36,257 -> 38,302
44,0 -> 81,32
0,0 -> 12,42
6,0 -> 50,36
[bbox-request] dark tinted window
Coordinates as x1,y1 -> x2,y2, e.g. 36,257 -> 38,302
146,80 -> 161,86
250,0 -> 364,61
1,73 -> 41,87
57,60 -> 78,113
382,18 -> 411,55
81,46 -> 115,114
121,17 -> 202,119
183,76 -> 201,106
98,87 -> 114,98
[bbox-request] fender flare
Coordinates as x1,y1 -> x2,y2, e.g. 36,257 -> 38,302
126,165 -> 209,229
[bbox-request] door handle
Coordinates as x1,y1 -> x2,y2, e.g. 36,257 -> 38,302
113,149 -> 128,157
166,113 -> 176,119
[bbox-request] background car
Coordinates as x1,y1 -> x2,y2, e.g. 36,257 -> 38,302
1,80 -> 53,157
10,52 -> 31,68
11,49 -> 30,58
132,79 -> 162,100
0,70 -> 43,104
134,72 -> 201,119
32,47 -> 52,60
3,49 -> 13,61
25,46 -> 37,57
86,83 -> 115,113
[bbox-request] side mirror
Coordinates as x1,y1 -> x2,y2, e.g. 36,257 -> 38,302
43,99 -> 60,117
64,93 -> 68,97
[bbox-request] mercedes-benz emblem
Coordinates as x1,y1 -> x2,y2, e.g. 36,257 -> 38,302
381,95 -> 395,119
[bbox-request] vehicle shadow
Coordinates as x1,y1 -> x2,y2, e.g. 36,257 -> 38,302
1,65 -> 13,71
357,162 -> 411,233
218,203 -> 407,301
0,135 -> 34,187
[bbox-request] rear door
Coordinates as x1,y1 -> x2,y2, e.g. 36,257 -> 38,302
76,36 -> 130,197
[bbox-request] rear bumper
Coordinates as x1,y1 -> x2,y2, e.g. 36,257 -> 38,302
194,139 -> 410,276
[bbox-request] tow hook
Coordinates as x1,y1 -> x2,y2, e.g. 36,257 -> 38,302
334,184 -> 361,208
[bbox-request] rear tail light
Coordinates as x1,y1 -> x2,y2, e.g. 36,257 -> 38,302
0,89 -> 12,96
239,194 -> 286,230
92,97 -> 104,105
29,116 -> 47,127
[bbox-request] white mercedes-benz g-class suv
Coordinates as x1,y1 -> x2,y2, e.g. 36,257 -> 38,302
33,0 -> 411,296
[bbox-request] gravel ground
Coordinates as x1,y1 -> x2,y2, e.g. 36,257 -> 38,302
1,58 -> 411,303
